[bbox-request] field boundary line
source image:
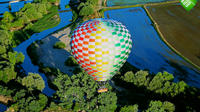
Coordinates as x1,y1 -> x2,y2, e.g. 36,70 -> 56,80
143,5 -> 200,72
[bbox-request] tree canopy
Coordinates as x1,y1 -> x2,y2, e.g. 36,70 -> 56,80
53,71 -> 117,112
10,93 -> 48,112
120,104 -> 138,112
22,73 -> 45,92
122,71 -> 187,97
146,101 -> 175,112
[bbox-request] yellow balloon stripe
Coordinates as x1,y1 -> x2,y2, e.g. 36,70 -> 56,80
71,19 -> 132,81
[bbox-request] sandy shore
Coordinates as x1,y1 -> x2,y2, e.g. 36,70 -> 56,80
36,27 -> 75,75
0,95 -> 12,105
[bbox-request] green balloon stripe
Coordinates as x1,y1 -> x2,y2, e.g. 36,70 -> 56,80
102,20 -> 132,79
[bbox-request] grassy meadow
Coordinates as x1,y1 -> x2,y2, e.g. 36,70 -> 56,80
146,3 -> 200,68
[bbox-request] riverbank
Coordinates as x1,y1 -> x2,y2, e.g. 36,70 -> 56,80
33,27 -> 76,75
7,0 -> 200,111
104,0 -> 179,11
0,95 -> 12,105
143,3 -> 200,72
106,0 -> 178,6
13,5 -> 72,97
12,5 -> 60,47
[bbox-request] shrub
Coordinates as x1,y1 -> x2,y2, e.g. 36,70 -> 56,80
53,41 -> 66,49
53,72 -> 117,112
145,101 -> 175,112
120,104 -> 138,112
22,73 -> 45,92
65,56 -> 78,66
73,67 -> 83,74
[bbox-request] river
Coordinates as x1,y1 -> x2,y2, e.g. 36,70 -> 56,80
0,0 -> 200,111
105,7 -> 200,87
0,0 -> 71,110
0,0 -> 33,17
0,103 -> 7,112
13,0 -> 72,96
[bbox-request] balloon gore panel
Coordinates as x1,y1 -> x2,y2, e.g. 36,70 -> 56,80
71,18 -> 132,81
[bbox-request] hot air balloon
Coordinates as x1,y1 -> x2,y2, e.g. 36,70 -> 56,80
70,18 -> 132,92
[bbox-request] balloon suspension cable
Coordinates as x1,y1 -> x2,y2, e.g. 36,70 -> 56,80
97,81 -> 108,93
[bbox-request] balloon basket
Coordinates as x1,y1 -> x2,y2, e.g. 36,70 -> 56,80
97,81 -> 108,93
98,87 -> 108,93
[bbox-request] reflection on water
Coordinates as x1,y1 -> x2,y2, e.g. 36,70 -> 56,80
0,0 -> 71,110
14,11 -> 72,96
105,7 -> 200,88
13,0 -> 72,96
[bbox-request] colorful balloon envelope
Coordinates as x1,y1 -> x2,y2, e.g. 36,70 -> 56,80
71,18 -> 132,81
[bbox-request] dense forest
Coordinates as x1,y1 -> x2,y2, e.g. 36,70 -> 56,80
0,0 -> 200,112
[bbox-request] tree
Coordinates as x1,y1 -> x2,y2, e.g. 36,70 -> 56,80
123,70 -> 150,87
79,4 -> 94,16
22,73 -> 45,92
38,94 -> 48,110
10,93 -> 48,112
121,71 -> 187,97
11,19 -> 24,29
65,56 -> 78,66
36,3 -> 48,15
44,102 -> 72,112
53,72 -> 117,112
16,3 -> 46,22
53,41 -> 66,49
0,66 -> 16,83
15,52 -> 25,63
24,4 -> 43,21
13,89 -> 26,102
78,2 -> 95,16
0,30 -> 11,54
86,0 -> 98,6
0,51 -> 25,65
162,81 -> 187,97
0,85 -> 14,96
148,72 -> 174,92
145,101 -> 175,112
0,30 -> 24,83
120,104 -> 138,112
34,0 -> 48,3
20,15 -> 30,24
1,12 -> 14,23
147,72 -> 187,96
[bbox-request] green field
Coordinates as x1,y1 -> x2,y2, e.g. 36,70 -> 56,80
29,6 -> 60,33
12,6 -> 60,47
146,3 -> 200,68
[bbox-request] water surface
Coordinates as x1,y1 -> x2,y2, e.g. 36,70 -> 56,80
0,103 -> 7,112
0,0 -> 33,17
10,1 -> 24,12
105,7 -> 200,88
0,0 -> 71,111
14,0 -> 72,96
0,3 -> 9,14
107,0 -> 174,6
14,11 -> 72,96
